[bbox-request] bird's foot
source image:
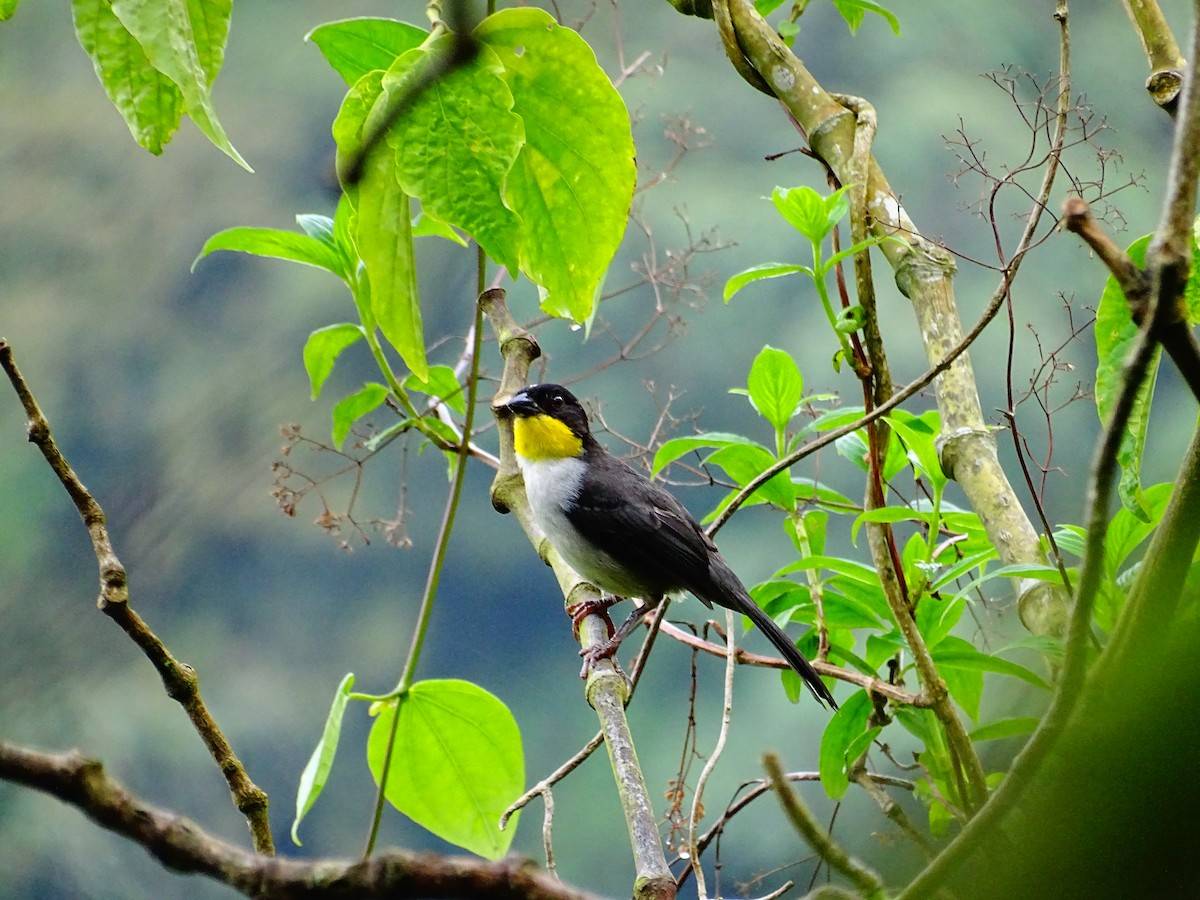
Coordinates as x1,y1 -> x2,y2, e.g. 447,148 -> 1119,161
578,635 -> 627,680
567,594 -> 619,640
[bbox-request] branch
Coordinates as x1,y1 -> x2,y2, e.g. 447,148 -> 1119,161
480,291 -> 675,900
900,9 -> 1200,895
0,741 -> 593,900
763,753 -> 887,898
709,0 -> 1070,639
653,621 -> 929,707
1121,0 -> 1187,114
0,338 -> 273,854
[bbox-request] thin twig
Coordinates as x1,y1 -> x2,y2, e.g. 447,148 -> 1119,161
763,753 -> 886,897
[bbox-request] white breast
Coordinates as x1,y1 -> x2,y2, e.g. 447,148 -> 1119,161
517,454 -> 650,598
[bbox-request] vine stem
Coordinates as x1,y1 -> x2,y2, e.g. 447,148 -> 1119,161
362,249 -> 488,857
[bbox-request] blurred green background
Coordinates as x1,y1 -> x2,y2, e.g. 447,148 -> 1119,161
0,2 -> 1189,897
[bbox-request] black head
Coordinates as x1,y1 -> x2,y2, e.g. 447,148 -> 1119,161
504,383 -> 592,438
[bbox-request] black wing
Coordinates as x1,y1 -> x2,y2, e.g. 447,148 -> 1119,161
566,450 -> 717,603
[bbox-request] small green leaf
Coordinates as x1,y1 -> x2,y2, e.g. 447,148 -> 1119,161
723,263 -> 811,302
1095,235 -> 1157,521
413,211 -> 468,245
332,382 -> 390,448
292,673 -> 355,846
747,346 -> 804,432
1104,482 -> 1172,576
306,17 -> 427,85
194,226 -> 348,279
834,305 -> 866,333
71,0 -> 184,155
969,717 -> 1039,742
651,432 -> 757,477
367,680 -> 524,860
363,419 -> 417,453
1,0 -> 20,21
831,0 -> 902,35
932,638 -> 1051,691
109,0 -> 249,169
304,324 -> 366,400
771,185 -> 849,242
707,443 -> 795,511
917,595 -> 964,650
478,7 -> 636,321
887,409 -> 947,491
818,690 -> 873,799
404,365 -> 465,414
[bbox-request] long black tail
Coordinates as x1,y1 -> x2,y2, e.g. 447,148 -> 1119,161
739,597 -> 838,708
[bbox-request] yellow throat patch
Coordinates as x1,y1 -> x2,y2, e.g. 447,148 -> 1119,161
513,414 -> 583,460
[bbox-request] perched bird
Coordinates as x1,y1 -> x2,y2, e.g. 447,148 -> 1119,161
503,383 -> 836,708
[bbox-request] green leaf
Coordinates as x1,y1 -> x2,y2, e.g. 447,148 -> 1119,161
380,38 -> 524,273
404,365 -> 465,414
71,0 -> 184,154
1095,235 -> 1158,521
969,717 -> 1039,742
0,0 -> 19,20
194,226 -> 348,279
355,113 -> 427,380
887,409 -> 947,491
304,324 -> 366,400
1105,481 -> 1172,576
916,595 -> 964,650
413,211 -> 468,246
367,680 -> 524,860
332,382 -> 390,448
747,346 -> 804,432
478,7 -> 636,321
651,432 -> 758,477
723,263 -> 811,302
306,17 -> 427,85
831,0 -> 901,35
932,637 -> 1051,691
771,185 -> 850,242
707,443 -> 796,511
109,0 -> 249,169
292,673 -> 355,846
818,690 -> 874,799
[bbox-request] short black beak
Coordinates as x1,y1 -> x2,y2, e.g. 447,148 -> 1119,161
502,389 -> 540,417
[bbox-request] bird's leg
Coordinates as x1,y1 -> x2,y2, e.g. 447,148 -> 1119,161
578,599 -> 657,676
567,592 -> 620,640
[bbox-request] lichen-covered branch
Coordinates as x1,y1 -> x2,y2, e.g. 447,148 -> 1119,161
1121,0 -> 1187,113
710,0 -> 1069,638
480,291 -> 675,900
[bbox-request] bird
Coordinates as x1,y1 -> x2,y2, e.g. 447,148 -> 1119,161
502,382 -> 836,708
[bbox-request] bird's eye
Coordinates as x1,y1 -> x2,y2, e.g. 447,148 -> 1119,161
551,394 -> 564,407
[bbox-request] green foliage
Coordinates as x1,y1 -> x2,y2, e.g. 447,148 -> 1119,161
819,690 -> 880,798
1094,230 -> 1200,520
71,0 -> 248,168
726,185 -> 888,371
367,680 -> 524,861
307,17 -> 427,84
477,8 -> 636,320
292,673 -> 356,846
